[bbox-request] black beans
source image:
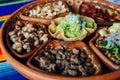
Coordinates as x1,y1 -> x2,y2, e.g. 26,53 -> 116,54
35,46 -> 95,76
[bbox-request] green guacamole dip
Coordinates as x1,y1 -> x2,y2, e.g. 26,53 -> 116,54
56,12 -> 93,38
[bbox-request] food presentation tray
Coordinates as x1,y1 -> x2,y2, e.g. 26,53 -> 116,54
0,0 -> 120,80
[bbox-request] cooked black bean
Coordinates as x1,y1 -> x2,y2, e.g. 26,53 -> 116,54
34,46 -> 95,76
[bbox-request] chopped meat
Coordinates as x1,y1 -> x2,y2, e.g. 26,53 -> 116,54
8,21 -> 49,54
34,46 -> 95,76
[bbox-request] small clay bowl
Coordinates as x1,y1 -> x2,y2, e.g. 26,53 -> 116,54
27,40 -> 102,76
6,20 -> 50,58
79,1 -> 120,26
89,27 -> 120,70
19,0 -> 70,25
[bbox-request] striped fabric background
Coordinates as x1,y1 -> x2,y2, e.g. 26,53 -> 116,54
0,62 -> 28,80
0,0 -> 34,80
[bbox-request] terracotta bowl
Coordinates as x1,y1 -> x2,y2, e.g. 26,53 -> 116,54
89,27 -> 120,70
27,40 -> 102,76
79,0 -> 120,26
19,0 -> 70,25
1,0 -> 120,80
6,20 -> 50,58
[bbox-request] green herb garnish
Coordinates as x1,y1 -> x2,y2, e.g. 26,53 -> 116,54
119,66 -> 120,70
99,40 -> 108,48
82,48 -> 86,53
100,40 -> 108,46
112,46 -> 119,53
86,22 -> 94,28
94,67 -> 97,72
112,45 -> 120,60
89,58 -> 92,63
115,53 -> 120,60
66,46 -> 70,51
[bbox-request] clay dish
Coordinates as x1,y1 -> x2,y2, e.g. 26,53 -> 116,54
79,0 -> 120,26
27,40 -> 102,76
6,20 -> 50,58
19,0 -> 70,25
89,27 -> 120,70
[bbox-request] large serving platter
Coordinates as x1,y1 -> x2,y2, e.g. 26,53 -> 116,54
0,0 -> 120,79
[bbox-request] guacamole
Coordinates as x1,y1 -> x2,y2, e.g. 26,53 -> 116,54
56,12 -> 93,38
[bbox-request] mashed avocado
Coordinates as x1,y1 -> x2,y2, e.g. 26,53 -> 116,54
56,12 -> 93,38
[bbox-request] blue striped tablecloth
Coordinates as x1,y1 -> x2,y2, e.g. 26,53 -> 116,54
0,0 -> 34,80
0,61 -> 28,80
